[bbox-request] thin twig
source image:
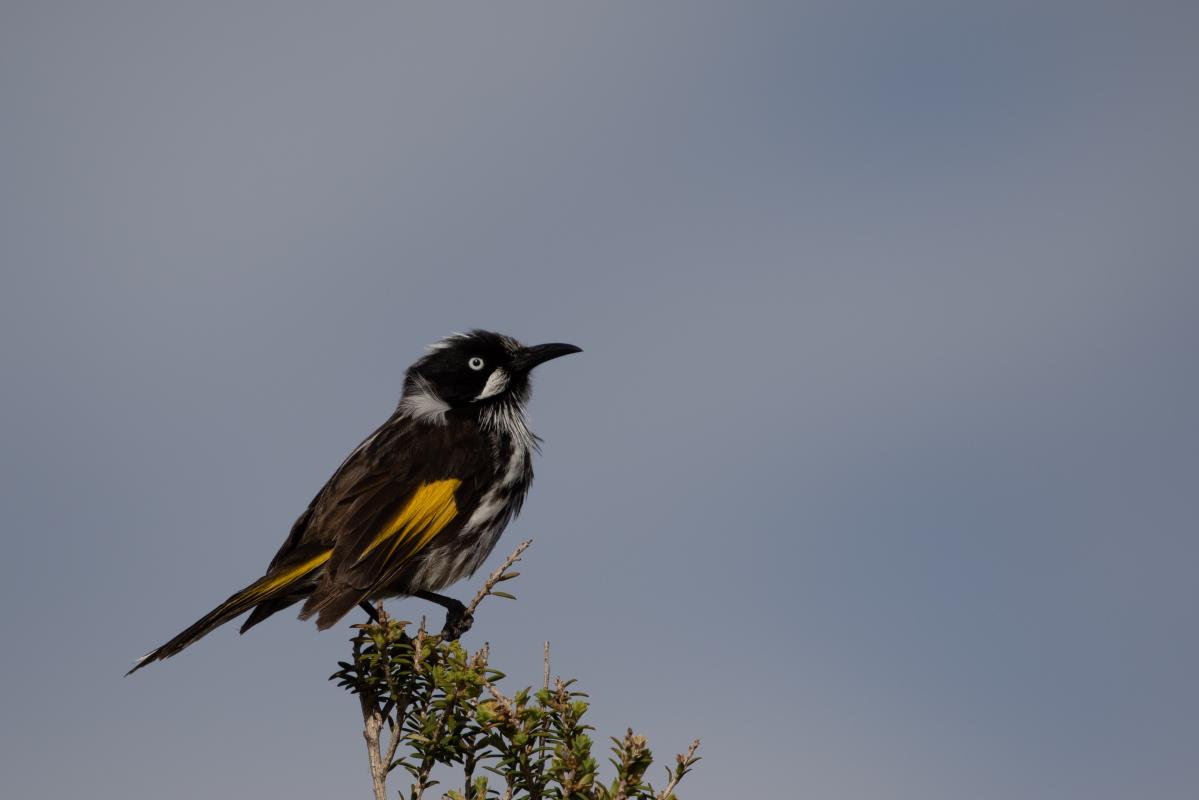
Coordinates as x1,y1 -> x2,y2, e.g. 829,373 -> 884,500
413,618 -> 428,674
410,704 -> 449,800
466,539 -> 532,615
382,709 -> 404,774
542,641 -> 550,691
479,673 -> 513,714
656,740 -> 701,800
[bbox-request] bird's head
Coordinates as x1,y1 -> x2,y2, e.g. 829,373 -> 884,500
400,330 -> 581,420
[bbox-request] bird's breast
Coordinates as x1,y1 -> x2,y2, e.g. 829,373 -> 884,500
464,435 -> 531,534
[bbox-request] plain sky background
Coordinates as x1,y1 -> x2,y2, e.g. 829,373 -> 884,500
2,2 -> 1197,798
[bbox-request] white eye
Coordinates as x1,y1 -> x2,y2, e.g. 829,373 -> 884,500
468,356 -> 486,371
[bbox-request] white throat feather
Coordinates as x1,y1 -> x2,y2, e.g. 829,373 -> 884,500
480,399 -> 538,453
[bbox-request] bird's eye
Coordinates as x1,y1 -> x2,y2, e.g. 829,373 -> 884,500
468,356 -> 485,371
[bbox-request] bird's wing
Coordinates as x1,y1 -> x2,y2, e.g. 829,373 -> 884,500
282,416 -> 491,626
265,418 -> 398,572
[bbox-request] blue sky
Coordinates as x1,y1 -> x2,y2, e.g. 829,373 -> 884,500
1,3 -> 1196,798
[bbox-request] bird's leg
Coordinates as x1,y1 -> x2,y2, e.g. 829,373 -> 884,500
359,601 -> 382,624
413,590 -> 473,639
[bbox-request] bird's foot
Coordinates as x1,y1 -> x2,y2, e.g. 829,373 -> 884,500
413,590 -> 474,639
440,599 -> 474,640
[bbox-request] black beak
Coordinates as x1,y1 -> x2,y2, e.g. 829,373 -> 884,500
514,342 -> 582,372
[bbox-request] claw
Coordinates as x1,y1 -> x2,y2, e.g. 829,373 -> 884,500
440,604 -> 474,640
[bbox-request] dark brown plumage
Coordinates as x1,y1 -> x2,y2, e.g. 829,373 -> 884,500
128,331 -> 579,674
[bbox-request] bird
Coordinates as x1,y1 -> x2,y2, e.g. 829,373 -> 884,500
127,330 -> 580,674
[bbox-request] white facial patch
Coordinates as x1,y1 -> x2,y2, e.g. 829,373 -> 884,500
399,376 -> 450,424
474,368 -> 510,401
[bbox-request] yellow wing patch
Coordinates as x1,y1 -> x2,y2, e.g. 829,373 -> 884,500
249,550 -> 333,601
357,478 -> 462,564
215,549 -> 332,616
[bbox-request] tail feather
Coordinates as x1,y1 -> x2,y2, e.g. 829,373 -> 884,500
302,587 -> 366,631
238,595 -> 301,634
126,578 -> 274,675
127,548 -> 334,675
298,571 -> 369,631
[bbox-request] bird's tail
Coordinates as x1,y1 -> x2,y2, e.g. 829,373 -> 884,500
127,550 -> 332,675
126,569 -> 305,675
